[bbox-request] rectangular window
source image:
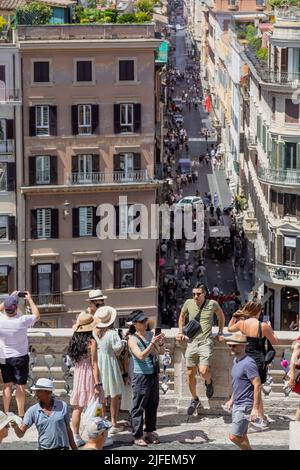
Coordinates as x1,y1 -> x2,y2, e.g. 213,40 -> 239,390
37,208 -> 51,238
76,60 -> 92,82
120,104 -> 134,133
0,215 -> 8,240
284,194 -> 296,216
119,60 -> 135,81
285,99 -> 299,124
79,261 -> 94,290
78,105 -> 92,135
37,264 -> 52,294
78,154 -> 93,182
0,265 -> 8,294
120,259 -> 135,288
0,163 -> 7,191
35,106 -> 49,136
79,206 -> 93,237
285,143 -> 297,169
283,237 -> 296,266
33,61 -> 50,83
36,156 -> 50,184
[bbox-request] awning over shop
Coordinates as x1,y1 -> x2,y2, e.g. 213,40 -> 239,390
155,40 -> 169,65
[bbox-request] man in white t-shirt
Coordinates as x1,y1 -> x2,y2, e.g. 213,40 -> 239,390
212,284 -> 220,297
0,291 -> 40,418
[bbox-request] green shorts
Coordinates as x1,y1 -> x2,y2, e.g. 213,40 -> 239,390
185,338 -> 213,368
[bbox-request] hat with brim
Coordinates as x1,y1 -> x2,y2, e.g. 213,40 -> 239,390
0,411 -> 14,431
31,378 -> 54,392
85,289 -> 107,301
127,309 -> 148,324
226,333 -> 248,346
94,306 -> 117,328
73,312 -> 97,332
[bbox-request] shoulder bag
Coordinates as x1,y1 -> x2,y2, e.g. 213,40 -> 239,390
183,300 -> 207,340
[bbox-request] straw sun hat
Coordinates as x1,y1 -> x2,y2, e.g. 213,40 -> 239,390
73,312 -> 98,332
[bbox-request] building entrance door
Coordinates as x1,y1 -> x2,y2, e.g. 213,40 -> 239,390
280,286 -> 299,330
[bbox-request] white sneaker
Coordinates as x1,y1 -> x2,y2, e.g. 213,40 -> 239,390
103,437 -> 114,447
75,436 -> 86,448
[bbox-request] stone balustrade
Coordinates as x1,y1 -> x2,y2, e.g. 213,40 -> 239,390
1,327 -> 299,414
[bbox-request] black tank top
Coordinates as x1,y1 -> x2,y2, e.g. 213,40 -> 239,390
245,321 -> 266,367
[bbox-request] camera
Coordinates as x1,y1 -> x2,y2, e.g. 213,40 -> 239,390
18,292 -> 27,298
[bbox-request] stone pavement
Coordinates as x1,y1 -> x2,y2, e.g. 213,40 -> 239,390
1,410 -> 291,450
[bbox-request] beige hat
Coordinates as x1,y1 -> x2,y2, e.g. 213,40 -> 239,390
73,312 -> 98,332
226,333 -> 248,346
94,306 -> 117,328
0,411 -> 13,431
85,289 -> 107,301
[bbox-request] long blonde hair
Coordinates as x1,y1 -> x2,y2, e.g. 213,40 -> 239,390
233,301 -> 262,320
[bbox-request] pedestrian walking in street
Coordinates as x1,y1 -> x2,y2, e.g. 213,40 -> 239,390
176,283 -> 225,414
224,334 -> 262,450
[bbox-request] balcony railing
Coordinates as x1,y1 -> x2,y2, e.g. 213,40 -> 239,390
69,170 -> 150,185
0,87 -> 21,103
0,140 -> 14,154
258,166 -> 300,185
244,47 -> 300,85
257,259 -> 300,283
31,293 -> 65,307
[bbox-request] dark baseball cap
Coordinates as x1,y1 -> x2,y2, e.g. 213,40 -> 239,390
4,295 -> 19,310
127,309 -> 148,324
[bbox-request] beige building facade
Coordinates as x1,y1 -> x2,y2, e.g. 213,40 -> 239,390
16,23 -> 161,327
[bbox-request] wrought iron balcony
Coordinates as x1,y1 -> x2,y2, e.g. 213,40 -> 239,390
256,258 -> 300,285
0,87 -> 21,103
31,293 -> 65,308
69,170 -> 149,185
0,140 -> 14,154
258,166 -> 300,185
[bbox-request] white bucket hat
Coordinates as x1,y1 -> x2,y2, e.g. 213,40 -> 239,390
85,289 -> 107,301
31,378 -> 54,392
0,411 -> 13,431
94,306 -> 117,328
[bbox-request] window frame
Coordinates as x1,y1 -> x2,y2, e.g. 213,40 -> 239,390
36,155 -> 51,185
32,59 -> 52,86
74,58 -> 95,85
0,215 -> 8,241
285,143 -> 297,170
117,58 -> 137,84
78,104 -> 92,135
0,162 -> 7,191
37,263 -> 52,295
35,105 -> 50,136
78,261 -> 94,291
120,103 -> 134,133
119,258 -> 135,288
36,208 -> 52,239
79,206 -> 94,237
0,265 -> 9,294
285,98 -> 299,125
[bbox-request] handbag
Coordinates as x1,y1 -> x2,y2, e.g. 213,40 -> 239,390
183,300 -> 207,339
134,334 -> 160,375
258,322 -> 276,366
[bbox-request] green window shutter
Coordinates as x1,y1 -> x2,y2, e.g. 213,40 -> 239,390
297,142 -> 300,170
278,141 -> 284,170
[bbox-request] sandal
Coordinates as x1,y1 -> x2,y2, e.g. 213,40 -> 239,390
145,432 -> 160,444
134,438 -> 148,447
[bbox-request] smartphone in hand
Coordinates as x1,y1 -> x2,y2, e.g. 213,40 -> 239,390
18,292 -> 27,298
155,327 -> 162,336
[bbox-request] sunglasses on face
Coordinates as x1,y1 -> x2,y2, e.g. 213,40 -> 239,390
5,309 -> 16,314
229,344 -> 238,348
193,292 -> 203,297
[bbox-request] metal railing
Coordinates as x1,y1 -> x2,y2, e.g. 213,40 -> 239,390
0,87 -> 21,102
258,166 -> 300,185
0,140 -> 14,154
31,293 -> 65,306
69,170 -> 149,185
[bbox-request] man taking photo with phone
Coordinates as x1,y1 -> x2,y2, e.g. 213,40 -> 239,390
176,283 -> 225,415
0,291 -> 40,419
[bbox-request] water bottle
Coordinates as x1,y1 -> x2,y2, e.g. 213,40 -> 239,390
95,401 -> 102,417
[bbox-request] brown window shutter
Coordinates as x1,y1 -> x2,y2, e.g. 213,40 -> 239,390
7,266 -> 14,293
281,48 -> 287,72
114,154 -> 121,172
31,265 -> 38,294
72,262 -> 79,291
114,261 -> 121,288
51,209 -> 59,238
135,259 -> 142,287
31,210 -> 37,239
92,206 -> 99,237
296,238 -> 300,265
52,263 -> 60,293
50,156 -> 57,184
72,208 -> 80,237
71,105 -> 78,135
277,235 -> 283,265
133,104 -> 141,133
271,189 -> 277,216
114,205 -> 120,236
285,99 -> 299,124
92,154 -> 99,172
29,157 -> 36,185
91,104 -> 99,134
8,216 -> 16,240
7,163 -> 16,191
29,107 -> 36,136
72,155 -> 78,173
94,261 -> 102,289
49,106 -> 57,136
278,193 -> 284,217
133,153 -> 141,171
114,104 -> 121,133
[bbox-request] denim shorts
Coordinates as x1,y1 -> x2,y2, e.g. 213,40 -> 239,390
230,404 -> 252,437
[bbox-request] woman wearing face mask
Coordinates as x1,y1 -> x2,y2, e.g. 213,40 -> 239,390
127,310 -> 165,447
